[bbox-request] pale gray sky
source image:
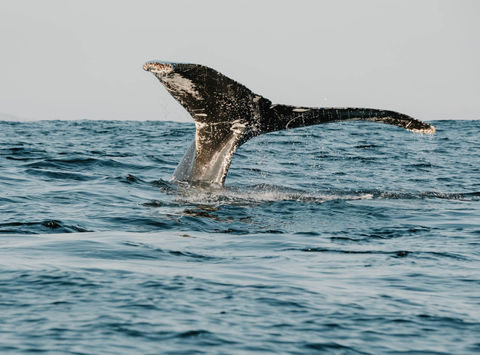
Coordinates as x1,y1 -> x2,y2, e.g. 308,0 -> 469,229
0,0 -> 478,121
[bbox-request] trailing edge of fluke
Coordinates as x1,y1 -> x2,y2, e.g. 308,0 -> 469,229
144,60 -> 435,186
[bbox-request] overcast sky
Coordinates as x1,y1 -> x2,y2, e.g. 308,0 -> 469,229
0,0 -> 478,122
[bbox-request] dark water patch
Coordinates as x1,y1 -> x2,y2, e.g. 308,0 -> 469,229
99,216 -> 175,232
213,227 -> 251,235
328,225 -> 432,243
23,157 -> 141,171
359,225 -> 433,240
255,297 -> 306,310
177,329 -> 211,338
295,231 -> 321,236
121,241 -> 219,262
1,146 -> 47,155
304,342 -> 363,353
5,156 -> 41,161
145,154 -> 171,164
25,168 -> 95,181
416,314 -> 480,328
411,162 -> 436,168
355,144 -> 380,149
125,174 -> 138,183
88,150 -> 136,158
117,174 -> 145,184
142,199 -> 176,207
297,247 -> 412,257
257,229 -> 285,234
0,270 -> 101,289
294,247 -> 468,261
183,207 -> 219,219
151,179 -> 178,192
40,239 -> 172,261
24,157 -> 100,168
0,220 -> 90,234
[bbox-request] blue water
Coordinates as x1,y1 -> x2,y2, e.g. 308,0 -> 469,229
0,119 -> 479,354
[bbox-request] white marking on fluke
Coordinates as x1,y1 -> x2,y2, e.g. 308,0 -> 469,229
166,73 -> 202,100
409,126 -> 436,134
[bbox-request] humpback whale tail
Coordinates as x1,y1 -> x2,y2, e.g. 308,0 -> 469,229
144,61 -> 435,185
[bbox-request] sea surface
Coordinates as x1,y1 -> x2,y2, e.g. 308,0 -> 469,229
0,119 -> 479,354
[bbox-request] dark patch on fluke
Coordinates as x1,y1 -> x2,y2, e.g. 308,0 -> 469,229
144,61 -> 435,185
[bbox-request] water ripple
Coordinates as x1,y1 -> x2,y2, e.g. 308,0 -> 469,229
0,120 -> 479,354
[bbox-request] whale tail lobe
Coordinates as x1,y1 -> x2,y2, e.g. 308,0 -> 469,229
144,61 -> 435,185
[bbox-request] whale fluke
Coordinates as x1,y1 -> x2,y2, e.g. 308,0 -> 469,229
144,61 -> 435,185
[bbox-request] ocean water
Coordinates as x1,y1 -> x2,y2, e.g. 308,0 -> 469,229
0,119 -> 479,354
